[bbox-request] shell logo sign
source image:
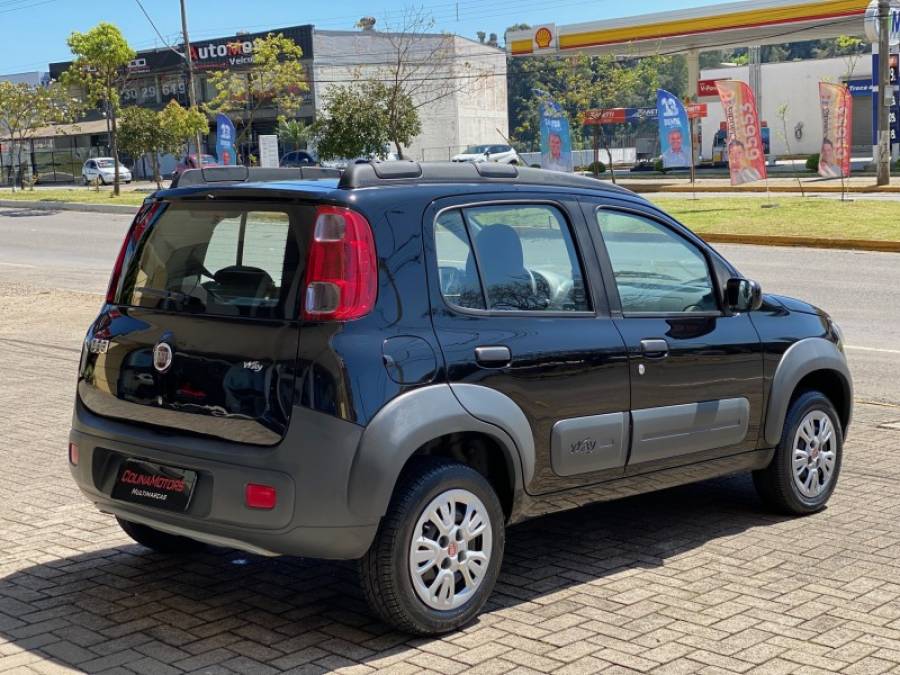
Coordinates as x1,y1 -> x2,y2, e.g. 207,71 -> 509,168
532,24 -> 557,53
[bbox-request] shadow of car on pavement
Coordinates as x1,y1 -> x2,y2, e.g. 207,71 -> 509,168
0,474 -> 792,672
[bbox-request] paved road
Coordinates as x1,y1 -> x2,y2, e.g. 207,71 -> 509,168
2,206 -> 896,405
0,206 -> 129,292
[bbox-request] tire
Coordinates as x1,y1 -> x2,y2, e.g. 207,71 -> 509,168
116,517 -> 206,554
753,390 -> 843,515
360,459 -> 505,635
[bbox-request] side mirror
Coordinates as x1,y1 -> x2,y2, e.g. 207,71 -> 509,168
726,278 -> 763,312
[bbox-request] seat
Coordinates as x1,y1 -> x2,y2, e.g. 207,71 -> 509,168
467,224 -> 540,310
211,265 -> 276,300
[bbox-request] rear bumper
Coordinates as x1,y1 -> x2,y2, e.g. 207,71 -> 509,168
69,399 -> 377,559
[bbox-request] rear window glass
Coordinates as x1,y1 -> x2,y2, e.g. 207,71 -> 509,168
118,204 -> 304,319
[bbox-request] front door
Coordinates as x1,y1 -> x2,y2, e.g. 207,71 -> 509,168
583,201 -> 765,472
424,195 -> 630,494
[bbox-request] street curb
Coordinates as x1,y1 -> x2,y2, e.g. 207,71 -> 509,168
701,232 -> 900,253
0,199 -> 139,215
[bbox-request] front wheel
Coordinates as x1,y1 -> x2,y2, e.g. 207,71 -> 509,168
360,459 -> 505,635
753,390 -> 843,515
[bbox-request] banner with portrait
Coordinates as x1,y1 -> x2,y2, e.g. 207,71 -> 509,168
818,82 -> 853,179
539,99 -> 573,173
215,114 -> 237,166
716,80 -> 767,186
656,89 -> 692,168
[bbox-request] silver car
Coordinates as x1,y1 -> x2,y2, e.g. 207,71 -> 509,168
82,158 -> 132,185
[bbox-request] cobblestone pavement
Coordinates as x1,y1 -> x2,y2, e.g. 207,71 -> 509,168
2,284 -> 900,674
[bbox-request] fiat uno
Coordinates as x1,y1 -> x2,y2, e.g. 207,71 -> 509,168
69,162 -> 851,634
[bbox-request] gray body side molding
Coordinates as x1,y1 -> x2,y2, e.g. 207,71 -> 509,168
764,337 -> 853,446
449,383 -> 536,486
347,384 -> 530,521
631,398 -> 750,464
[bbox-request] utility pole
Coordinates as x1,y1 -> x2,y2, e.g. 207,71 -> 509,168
877,0 -> 892,185
180,0 -> 204,158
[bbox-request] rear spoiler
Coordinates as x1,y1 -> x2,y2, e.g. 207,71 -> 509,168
171,166 -> 341,188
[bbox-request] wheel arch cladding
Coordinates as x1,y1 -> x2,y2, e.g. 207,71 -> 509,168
764,337 -> 852,447
347,384 -> 531,522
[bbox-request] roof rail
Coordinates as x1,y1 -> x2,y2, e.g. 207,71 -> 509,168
172,166 -> 341,188
338,160 -> 631,192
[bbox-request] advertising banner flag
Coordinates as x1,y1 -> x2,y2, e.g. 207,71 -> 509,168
818,82 -> 853,179
215,113 -> 237,165
716,80 -> 767,186
656,89 -> 692,168
539,98 -> 573,172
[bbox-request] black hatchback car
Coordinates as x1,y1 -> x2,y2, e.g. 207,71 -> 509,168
70,162 -> 851,635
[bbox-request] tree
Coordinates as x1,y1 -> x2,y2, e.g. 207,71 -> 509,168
276,117 -> 310,152
118,106 -> 165,188
356,7 -> 491,157
205,33 -> 308,147
775,103 -> 805,198
61,22 -> 135,195
312,82 -> 397,160
159,100 -> 208,159
0,81 -> 76,190
117,101 -> 206,188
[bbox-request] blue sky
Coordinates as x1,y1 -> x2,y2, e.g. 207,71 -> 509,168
2,0 -> 726,74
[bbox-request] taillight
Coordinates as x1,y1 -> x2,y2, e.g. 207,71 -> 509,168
302,205 -> 377,321
105,201 -> 163,304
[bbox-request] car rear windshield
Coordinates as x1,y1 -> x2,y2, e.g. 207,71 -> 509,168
117,202 -> 307,320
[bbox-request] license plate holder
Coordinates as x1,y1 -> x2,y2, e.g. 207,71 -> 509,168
111,459 -> 197,512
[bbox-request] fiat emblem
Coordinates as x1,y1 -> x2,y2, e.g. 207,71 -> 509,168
153,342 -> 173,373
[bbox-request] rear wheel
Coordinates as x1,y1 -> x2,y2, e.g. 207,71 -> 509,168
753,390 -> 842,515
116,517 -> 206,554
360,459 -> 505,635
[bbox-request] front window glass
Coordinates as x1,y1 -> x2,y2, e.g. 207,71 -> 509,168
119,205 -> 302,319
464,145 -> 490,154
96,159 -> 115,168
434,204 -> 589,313
596,210 -> 717,314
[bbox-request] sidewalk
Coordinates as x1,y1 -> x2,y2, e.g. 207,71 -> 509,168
615,174 -> 900,193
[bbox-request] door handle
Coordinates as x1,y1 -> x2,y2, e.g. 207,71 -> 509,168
640,339 -> 669,359
475,345 -> 511,367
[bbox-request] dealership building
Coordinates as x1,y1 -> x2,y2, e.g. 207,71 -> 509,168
8,23 -> 507,182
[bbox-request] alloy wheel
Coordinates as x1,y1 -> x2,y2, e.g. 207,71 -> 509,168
408,488 -> 493,611
792,410 -> 837,499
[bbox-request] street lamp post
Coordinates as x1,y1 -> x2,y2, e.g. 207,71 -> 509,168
877,0 -> 892,185
180,0 -> 204,158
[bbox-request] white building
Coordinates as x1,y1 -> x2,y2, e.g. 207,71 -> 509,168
0,71 -> 48,86
699,56 -> 874,158
312,29 -> 508,161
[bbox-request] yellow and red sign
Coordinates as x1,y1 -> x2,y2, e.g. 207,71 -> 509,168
531,24 -> 557,54
716,80 -> 767,186
818,82 -> 853,179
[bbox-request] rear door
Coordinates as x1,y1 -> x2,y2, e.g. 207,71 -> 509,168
79,200 -> 309,445
425,194 -> 630,494
581,200 -> 765,472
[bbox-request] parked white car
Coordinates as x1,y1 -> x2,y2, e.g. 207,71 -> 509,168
451,144 -> 520,164
82,158 -> 132,185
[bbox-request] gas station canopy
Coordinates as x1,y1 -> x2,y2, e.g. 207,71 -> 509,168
506,0 -> 870,59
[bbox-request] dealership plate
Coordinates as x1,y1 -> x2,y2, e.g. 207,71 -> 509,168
111,459 -> 197,512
